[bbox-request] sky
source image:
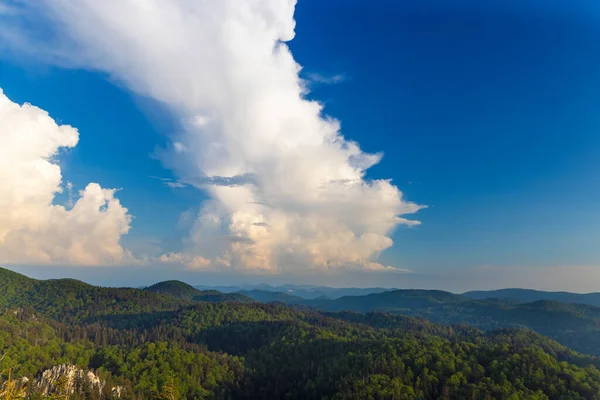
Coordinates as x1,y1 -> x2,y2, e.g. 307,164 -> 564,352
1,0 -> 600,292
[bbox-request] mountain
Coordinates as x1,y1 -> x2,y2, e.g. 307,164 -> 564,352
294,289 -> 600,356
145,280 -> 204,299
464,288 -> 600,307
302,289 -> 467,312
0,268 -> 251,322
0,267 -> 183,321
276,284 -> 394,299
194,284 -> 244,293
145,280 -> 253,303
141,281 -> 600,357
237,289 -> 304,303
193,289 -> 254,303
194,283 -> 395,299
3,268 -> 600,399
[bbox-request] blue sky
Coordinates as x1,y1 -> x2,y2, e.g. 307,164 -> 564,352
1,0 -> 600,291
293,0 -> 600,272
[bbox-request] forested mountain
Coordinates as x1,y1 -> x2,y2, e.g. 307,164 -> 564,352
237,289 -> 304,303
192,290 -> 254,303
145,280 -> 204,299
464,288 -> 600,307
146,280 -> 253,303
3,267 -> 600,399
303,289 -> 467,312
258,284 -> 393,299
0,268 -> 183,322
195,283 -> 394,299
294,290 -> 600,356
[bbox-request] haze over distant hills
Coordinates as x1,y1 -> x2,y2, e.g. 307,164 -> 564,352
196,282 -> 600,306
194,283 -> 393,299
296,290 -> 600,356
188,282 -> 600,357
463,288 -> 600,307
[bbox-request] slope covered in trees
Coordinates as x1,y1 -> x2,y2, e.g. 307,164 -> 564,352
463,288 -> 600,307
144,280 -> 204,300
0,269 -> 184,322
145,280 -> 253,303
267,288 -> 600,356
237,289 -> 304,303
2,268 -> 600,399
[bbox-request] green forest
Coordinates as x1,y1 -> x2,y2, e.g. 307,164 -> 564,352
2,267 -> 600,399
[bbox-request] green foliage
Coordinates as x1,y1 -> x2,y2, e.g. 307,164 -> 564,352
144,280 -> 253,303
297,288 -> 600,356
0,269 -> 184,323
237,289 -> 304,304
144,281 -> 204,300
464,288 -> 600,307
3,268 -> 600,399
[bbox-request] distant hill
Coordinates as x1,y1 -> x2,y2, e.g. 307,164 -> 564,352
194,284 -> 243,293
145,280 -> 204,299
183,285 -> 600,356
0,267 -> 183,321
292,289 -> 600,356
0,268 -> 252,322
303,289 -> 467,312
5,266 -> 600,356
146,280 -> 253,303
463,288 -> 600,307
281,285 -> 393,299
238,289 -> 304,303
194,283 -> 395,299
195,290 -> 254,303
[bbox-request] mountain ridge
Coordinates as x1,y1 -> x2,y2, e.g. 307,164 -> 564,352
3,267 -> 600,398
463,288 -> 600,307
4,267 -> 600,355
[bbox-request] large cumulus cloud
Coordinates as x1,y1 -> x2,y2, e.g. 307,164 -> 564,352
0,88 -> 132,266
1,0 -> 423,273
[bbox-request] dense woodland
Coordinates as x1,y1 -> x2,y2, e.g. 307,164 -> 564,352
2,268 -> 600,399
249,286 -> 600,357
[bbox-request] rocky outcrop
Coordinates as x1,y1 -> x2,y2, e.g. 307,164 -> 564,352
36,364 -> 122,398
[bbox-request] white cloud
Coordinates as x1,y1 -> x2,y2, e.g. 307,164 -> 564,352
1,0 -> 424,273
149,175 -> 188,189
159,252 -> 213,271
327,260 -> 411,273
305,72 -> 349,85
172,141 -> 188,153
166,181 -> 187,189
0,88 -> 132,266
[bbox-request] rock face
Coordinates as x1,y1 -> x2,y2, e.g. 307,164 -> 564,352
111,385 -> 123,398
36,364 -> 122,398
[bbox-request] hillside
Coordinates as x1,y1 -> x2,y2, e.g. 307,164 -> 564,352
194,289 -> 254,303
237,289 -> 304,303
464,288 -> 600,307
145,280 -> 253,303
145,280 -> 204,299
1,278 -> 600,398
195,283 -> 394,299
3,269 -> 600,398
269,284 -> 394,299
0,268 -> 248,322
0,268 -> 184,321
289,289 -> 600,356
303,289 -> 467,312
